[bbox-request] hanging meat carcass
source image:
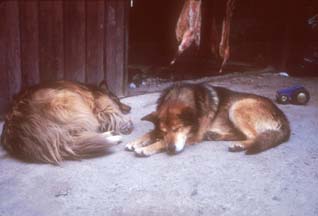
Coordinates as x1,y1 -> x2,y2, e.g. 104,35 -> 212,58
171,0 -> 202,65
218,0 -> 236,73
172,0 -> 236,73
210,16 -> 219,59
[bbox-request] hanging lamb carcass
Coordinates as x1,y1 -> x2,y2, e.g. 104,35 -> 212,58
171,0 -> 236,73
218,0 -> 236,73
171,0 -> 202,65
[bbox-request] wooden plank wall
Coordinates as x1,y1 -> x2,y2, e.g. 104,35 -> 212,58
0,0 -> 129,116
105,0 -> 129,96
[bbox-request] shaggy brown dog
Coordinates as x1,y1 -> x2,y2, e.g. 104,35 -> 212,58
1,80 -> 133,164
126,83 -> 290,156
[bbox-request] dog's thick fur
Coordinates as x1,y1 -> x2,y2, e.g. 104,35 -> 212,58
1,80 -> 133,164
126,83 -> 290,156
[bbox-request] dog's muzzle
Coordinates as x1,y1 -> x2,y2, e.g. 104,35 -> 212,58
166,133 -> 186,154
167,144 -> 184,155
167,144 -> 177,154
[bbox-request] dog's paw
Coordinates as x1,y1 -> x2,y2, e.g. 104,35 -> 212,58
125,142 -> 136,151
228,143 -> 245,152
204,131 -> 222,141
102,132 -> 122,145
134,148 -> 148,157
125,139 -> 147,151
134,148 -> 152,157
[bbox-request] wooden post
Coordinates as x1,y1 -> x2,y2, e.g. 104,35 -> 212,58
64,0 -> 86,82
105,0 -> 129,96
39,0 -> 64,81
0,1 -> 22,115
0,1 -> 10,115
86,0 -> 105,85
1,1 -> 22,96
19,1 -> 40,88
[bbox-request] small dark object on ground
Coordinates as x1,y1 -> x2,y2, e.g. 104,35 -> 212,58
276,85 -> 310,105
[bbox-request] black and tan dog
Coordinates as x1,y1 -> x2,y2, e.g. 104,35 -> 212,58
1,80 -> 133,164
126,83 -> 290,156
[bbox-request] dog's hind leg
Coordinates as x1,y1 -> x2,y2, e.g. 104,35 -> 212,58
125,131 -> 156,151
204,116 -> 246,142
227,102 -> 260,152
228,138 -> 256,152
204,130 -> 244,141
228,129 -> 289,153
228,99 -> 290,153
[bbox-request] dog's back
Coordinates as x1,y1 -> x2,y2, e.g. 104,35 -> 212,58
1,81 -> 132,164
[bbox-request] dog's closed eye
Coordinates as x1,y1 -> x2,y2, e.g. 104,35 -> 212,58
172,127 -> 181,132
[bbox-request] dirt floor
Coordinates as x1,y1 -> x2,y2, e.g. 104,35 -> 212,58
1,68 -> 318,216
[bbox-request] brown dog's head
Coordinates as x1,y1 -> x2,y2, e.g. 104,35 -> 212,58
142,102 -> 197,154
95,80 -> 133,135
98,80 -> 131,114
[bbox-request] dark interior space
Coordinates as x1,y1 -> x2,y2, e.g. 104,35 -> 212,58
128,0 -> 182,85
128,0 -> 318,86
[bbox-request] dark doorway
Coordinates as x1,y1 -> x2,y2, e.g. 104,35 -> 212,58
128,0 -> 317,89
128,0 -> 182,86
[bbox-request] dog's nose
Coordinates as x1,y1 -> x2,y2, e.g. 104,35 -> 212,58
167,144 -> 176,154
119,121 -> 134,135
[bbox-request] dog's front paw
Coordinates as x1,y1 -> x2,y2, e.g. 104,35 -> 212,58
134,148 -> 149,157
228,143 -> 245,152
125,142 -> 136,151
125,139 -> 148,151
134,147 -> 155,157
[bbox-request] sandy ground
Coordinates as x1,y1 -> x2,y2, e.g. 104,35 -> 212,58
0,70 -> 318,216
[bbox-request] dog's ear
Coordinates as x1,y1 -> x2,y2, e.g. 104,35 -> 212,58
98,80 -> 110,92
141,111 -> 158,123
98,80 -> 131,114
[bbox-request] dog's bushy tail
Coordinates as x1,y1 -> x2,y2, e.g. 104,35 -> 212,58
67,132 -> 121,159
1,126 -> 120,165
246,124 -> 290,154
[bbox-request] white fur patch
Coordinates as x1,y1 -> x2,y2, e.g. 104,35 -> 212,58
125,143 -> 134,151
102,131 -> 114,137
174,133 -> 187,153
104,134 -> 122,144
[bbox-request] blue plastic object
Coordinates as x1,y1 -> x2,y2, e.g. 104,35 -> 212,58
276,85 -> 310,105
